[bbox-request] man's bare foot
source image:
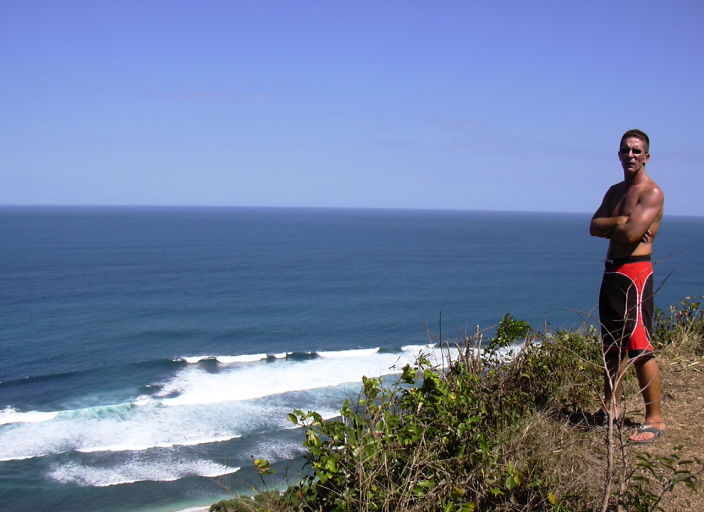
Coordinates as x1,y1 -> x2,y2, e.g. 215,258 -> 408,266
629,421 -> 666,444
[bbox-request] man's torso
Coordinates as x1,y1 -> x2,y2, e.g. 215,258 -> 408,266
604,181 -> 663,258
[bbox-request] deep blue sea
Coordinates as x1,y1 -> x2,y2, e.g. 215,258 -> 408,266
1,206 -> 702,512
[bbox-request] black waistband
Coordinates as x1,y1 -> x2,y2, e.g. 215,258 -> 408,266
604,255 -> 651,267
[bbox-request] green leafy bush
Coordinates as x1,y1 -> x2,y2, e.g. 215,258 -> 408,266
276,315 -> 606,511
654,296 -> 704,354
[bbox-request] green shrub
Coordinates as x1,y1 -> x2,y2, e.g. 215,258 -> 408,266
654,296 -> 704,355
278,315 -> 606,511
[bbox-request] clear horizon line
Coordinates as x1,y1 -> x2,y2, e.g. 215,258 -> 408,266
0,202 -> 593,216
1,203 -> 702,219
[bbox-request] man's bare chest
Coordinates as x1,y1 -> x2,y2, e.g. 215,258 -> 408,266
608,186 -> 641,216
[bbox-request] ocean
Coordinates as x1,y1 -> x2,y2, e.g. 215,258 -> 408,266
1,206 -> 702,512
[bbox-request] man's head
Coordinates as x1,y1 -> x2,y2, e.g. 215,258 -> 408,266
620,129 -> 650,153
618,129 -> 650,175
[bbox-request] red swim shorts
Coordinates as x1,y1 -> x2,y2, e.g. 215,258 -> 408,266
598,256 -> 654,358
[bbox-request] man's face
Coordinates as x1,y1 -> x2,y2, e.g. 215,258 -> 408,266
618,136 -> 650,174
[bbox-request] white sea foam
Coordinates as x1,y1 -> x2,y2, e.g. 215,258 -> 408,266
162,344 -> 460,407
76,434 -> 240,453
158,347 -> 422,407
317,347 -> 379,358
248,435 -> 309,462
0,398 -> 283,461
215,354 -> 269,364
181,353 -> 280,364
180,356 -> 214,364
401,343 -> 437,352
0,344 -> 460,462
48,457 -> 240,486
0,406 -> 58,426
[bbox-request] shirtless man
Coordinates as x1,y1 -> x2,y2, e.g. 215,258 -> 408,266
590,129 -> 665,443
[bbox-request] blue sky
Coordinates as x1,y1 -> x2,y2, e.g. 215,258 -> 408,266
2,0 -> 703,215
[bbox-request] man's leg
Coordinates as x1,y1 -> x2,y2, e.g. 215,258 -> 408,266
630,357 -> 666,442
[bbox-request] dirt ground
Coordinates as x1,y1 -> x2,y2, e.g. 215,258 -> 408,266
624,352 -> 704,511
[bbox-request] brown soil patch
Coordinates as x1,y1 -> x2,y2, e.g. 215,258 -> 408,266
625,353 -> 704,511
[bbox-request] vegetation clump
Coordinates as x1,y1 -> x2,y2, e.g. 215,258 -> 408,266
212,298 -> 704,512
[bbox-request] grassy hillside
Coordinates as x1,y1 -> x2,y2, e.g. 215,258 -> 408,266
212,297 -> 704,512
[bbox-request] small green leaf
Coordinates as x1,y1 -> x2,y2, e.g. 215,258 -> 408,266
252,458 -> 273,474
450,486 -> 466,498
547,491 -> 557,505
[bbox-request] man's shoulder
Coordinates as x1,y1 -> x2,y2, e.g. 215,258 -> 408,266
644,181 -> 665,204
632,179 -> 665,209
635,177 -> 664,196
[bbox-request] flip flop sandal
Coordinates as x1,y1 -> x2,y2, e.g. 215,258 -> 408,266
629,424 -> 665,444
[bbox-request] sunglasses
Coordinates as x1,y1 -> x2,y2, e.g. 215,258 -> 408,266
619,147 -> 646,156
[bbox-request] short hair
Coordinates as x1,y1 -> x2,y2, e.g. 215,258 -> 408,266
621,129 -> 650,153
